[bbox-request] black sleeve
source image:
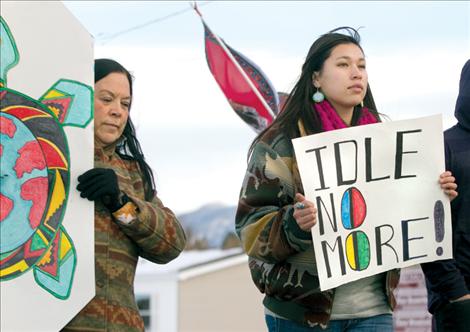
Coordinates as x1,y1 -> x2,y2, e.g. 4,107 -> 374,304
421,139 -> 469,302
421,259 -> 469,301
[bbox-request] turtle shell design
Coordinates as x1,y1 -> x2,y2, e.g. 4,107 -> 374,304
0,16 -> 92,299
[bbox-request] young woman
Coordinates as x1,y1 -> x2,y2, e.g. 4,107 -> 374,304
235,27 -> 457,331
63,59 -> 186,332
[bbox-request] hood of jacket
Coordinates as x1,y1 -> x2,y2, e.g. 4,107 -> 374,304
455,59 -> 470,130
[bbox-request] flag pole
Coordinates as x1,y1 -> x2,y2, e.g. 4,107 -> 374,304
192,2 -> 276,120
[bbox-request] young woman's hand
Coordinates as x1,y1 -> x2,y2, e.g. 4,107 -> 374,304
293,193 -> 317,232
439,171 -> 458,201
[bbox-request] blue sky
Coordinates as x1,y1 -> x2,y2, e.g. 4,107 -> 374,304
64,1 -> 470,213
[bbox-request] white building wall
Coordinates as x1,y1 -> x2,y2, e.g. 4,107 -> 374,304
135,272 -> 179,332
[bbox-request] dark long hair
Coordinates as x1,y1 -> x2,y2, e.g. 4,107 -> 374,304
249,27 -> 380,155
95,58 -> 156,200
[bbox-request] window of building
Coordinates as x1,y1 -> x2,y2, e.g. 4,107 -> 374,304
136,294 -> 151,329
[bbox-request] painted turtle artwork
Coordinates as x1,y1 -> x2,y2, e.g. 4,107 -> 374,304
0,17 -> 92,299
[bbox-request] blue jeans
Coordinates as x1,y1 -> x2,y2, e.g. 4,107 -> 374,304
265,314 -> 393,332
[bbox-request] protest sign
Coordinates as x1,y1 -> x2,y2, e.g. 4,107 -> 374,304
292,115 -> 451,291
1,2 -> 94,330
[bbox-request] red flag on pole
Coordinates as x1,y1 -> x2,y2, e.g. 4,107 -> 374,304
194,4 -> 279,133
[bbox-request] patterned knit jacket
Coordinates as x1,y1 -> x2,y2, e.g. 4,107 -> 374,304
62,145 -> 186,332
235,128 -> 399,328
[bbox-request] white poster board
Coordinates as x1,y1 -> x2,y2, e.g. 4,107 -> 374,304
0,1 -> 95,331
292,115 -> 452,291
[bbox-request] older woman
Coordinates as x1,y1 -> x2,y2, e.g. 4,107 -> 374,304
63,59 -> 186,332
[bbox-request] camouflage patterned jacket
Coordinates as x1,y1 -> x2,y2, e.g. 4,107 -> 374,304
235,129 -> 399,328
63,145 -> 186,332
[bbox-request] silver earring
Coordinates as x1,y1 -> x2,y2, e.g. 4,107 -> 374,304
312,88 -> 324,103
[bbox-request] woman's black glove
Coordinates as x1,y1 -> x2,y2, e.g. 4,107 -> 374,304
77,168 -> 125,212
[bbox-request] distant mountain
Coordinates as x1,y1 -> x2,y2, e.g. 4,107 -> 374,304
178,203 -> 240,249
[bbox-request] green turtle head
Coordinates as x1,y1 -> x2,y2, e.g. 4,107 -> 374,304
0,16 -> 19,88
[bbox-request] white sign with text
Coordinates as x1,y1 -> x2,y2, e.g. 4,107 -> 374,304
292,115 -> 452,291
